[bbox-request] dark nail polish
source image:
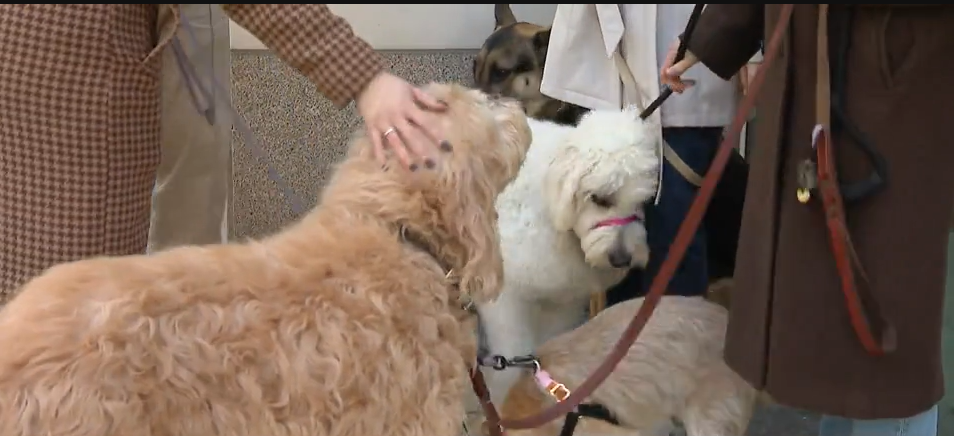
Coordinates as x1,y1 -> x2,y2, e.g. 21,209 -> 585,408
409,163 -> 419,172
424,158 -> 435,169
440,140 -> 453,152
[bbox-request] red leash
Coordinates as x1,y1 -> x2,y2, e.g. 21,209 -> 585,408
806,5 -> 895,355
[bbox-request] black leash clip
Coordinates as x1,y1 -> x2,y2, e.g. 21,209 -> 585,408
480,354 -> 541,372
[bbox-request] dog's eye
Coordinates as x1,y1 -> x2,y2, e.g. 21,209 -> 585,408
490,67 -> 508,82
589,195 -> 613,208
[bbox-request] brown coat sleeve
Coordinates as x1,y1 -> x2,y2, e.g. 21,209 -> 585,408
222,4 -> 385,108
686,4 -> 764,81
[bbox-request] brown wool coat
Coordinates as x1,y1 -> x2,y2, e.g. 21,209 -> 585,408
689,4 -> 954,419
0,5 -> 384,297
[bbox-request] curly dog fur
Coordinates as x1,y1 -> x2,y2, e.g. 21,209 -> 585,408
495,295 -> 757,436
477,109 -> 659,406
0,83 -> 532,436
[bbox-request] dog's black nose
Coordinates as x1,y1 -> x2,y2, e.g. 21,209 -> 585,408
608,250 -> 632,268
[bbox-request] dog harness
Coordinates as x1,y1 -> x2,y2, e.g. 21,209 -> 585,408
474,355 -> 619,436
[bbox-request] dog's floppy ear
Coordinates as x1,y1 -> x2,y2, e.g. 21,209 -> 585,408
532,28 -> 551,51
440,154 -> 505,304
545,146 -> 586,232
494,4 -> 517,30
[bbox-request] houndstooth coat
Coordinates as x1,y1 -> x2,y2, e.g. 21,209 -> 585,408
0,4 -> 384,297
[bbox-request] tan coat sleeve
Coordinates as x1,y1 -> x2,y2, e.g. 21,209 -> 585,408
222,4 -> 385,108
686,4 -> 764,81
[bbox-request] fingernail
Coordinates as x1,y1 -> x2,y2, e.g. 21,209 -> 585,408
440,140 -> 453,152
424,158 -> 436,169
409,163 -> 419,172
438,99 -> 448,106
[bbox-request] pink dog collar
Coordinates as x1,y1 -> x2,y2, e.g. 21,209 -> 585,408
591,212 -> 643,230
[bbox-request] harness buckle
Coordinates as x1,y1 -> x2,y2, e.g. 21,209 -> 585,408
546,381 -> 571,402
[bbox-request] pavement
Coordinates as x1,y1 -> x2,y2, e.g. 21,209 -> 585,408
939,234 -> 954,435
745,406 -> 818,436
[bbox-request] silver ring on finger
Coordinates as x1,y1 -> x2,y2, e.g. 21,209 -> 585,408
383,127 -> 397,138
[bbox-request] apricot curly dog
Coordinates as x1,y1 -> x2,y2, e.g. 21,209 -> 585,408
0,83 -> 531,436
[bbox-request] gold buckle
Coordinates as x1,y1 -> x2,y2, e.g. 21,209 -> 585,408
546,381 -> 571,402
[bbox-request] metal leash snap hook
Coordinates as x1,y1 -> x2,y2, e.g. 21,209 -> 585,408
492,355 -> 508,371
797,127 -> 823,204
796,159 -> 817,204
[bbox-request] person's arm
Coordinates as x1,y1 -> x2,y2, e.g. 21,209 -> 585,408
685,4 -> 764,81
222,4 -> 385,108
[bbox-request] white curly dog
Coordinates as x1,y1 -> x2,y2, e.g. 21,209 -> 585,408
478,108 -> 661,405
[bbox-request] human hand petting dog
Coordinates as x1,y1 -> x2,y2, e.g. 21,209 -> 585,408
356,72 -> 449,170
659,38 -> 700,94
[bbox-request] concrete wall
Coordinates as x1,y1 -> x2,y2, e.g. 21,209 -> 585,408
229,5 -> 557,239
231,50 -> 481,238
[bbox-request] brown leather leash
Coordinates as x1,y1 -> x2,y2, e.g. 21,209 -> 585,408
472,5 -> 797,434
798,4 -> 896,355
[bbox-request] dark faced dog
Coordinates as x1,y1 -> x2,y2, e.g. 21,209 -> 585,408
473,5 -> 588,126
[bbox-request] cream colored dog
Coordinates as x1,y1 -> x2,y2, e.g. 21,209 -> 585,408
494,295 -> 757,436
0,84 -> 531,436
478,109 -> 659,406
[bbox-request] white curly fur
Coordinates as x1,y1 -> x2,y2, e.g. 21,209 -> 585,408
477,108 -> 661,406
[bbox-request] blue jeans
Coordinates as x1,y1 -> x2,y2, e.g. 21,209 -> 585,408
819,405 -> 938,436
606,127 -> 721,305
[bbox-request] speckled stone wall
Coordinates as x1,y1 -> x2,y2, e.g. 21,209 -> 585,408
229,50 -> 477,240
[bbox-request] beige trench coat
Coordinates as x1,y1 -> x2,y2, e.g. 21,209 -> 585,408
690,4 -> 954,419
148,5 -> 233,253
0,4 -> 384,296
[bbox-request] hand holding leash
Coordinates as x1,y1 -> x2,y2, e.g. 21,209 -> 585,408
640,3 -> 704,120
659,40 -> 700,94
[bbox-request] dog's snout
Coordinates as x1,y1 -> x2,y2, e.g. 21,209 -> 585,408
608,249 -> 632,269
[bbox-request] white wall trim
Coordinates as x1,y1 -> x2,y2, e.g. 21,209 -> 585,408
230,4 -> 557,51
